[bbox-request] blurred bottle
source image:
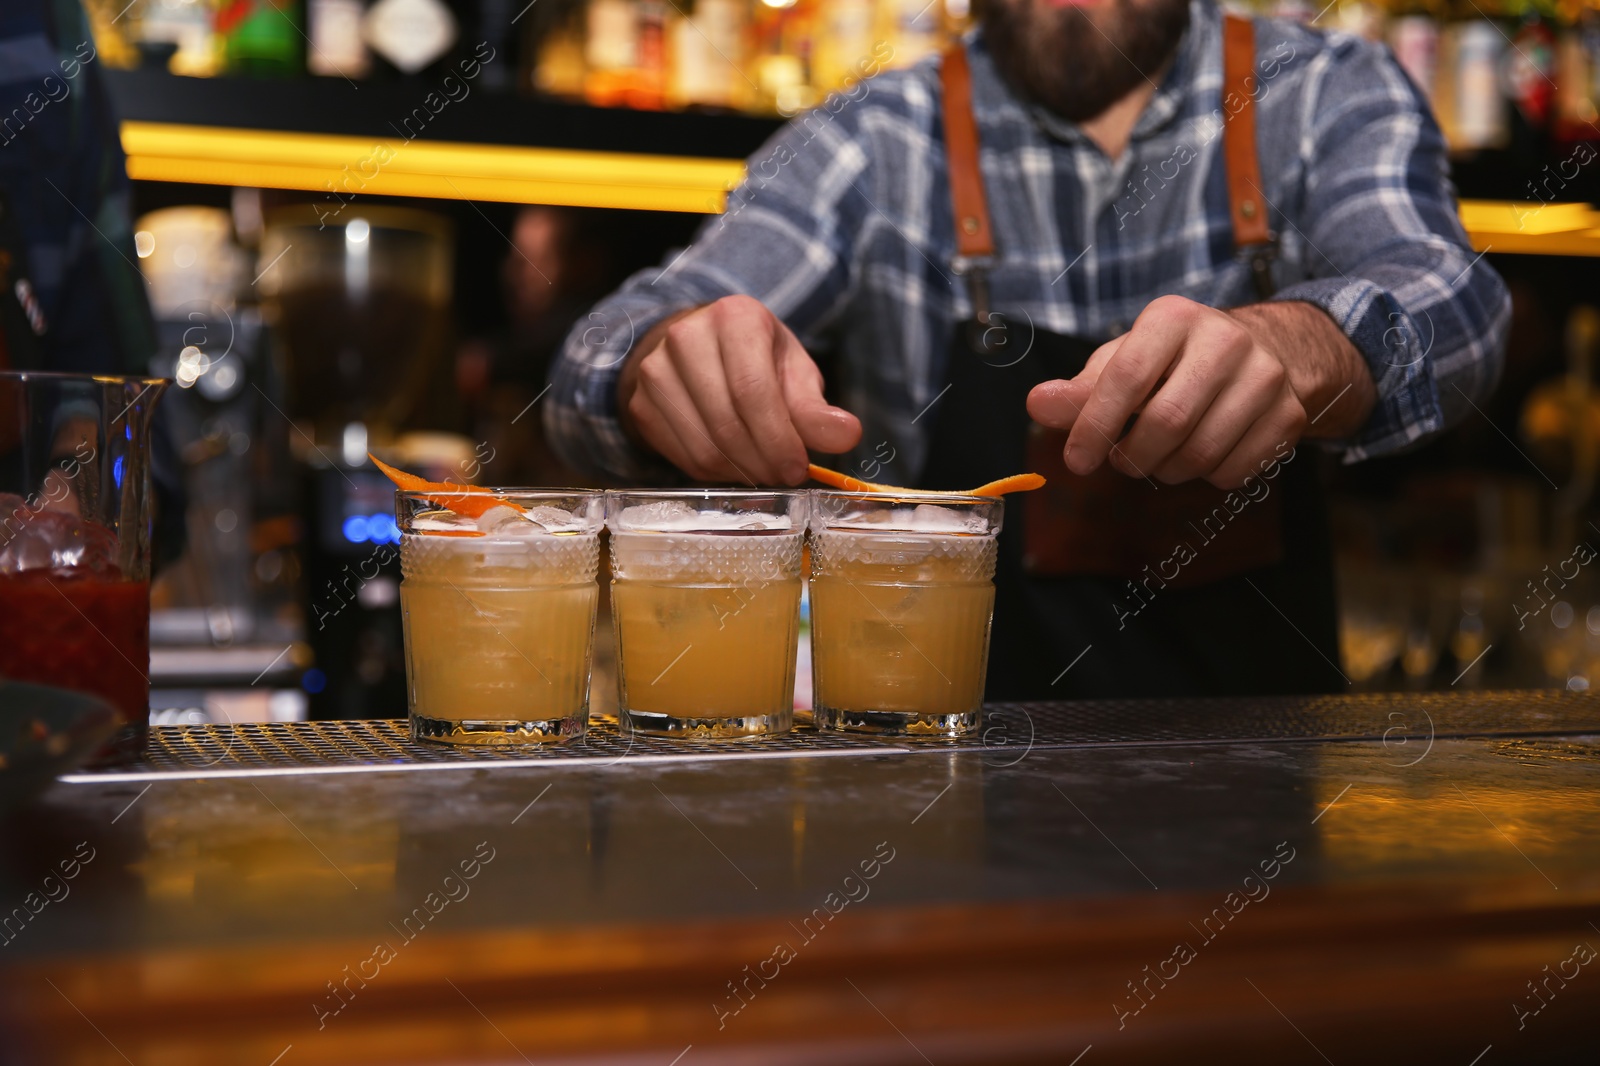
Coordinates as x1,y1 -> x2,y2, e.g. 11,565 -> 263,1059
584,0 -> 641,106
668,0 -> 749,110
466,0 -> 520,91
1554,15 -> 1600,140
1324,0 -> 1384,41
752,0 -> 817,115
632,0 -> 668,108
306,0 -> 371,78
531,7 -> 588,99
363,0 -> 459,77
137,0 -> 224,75
811,0 -> 873,95
82,0 -> 145,68
218,0 -> 305,75
1444,19 -> 1509,150
1507,13 -> 1557,132
1389,13 -> 1439,105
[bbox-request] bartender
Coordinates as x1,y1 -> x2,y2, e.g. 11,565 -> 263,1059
546,0 -> 1510,700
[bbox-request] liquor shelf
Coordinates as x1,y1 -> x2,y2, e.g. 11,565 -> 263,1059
112,69 -> 1600,249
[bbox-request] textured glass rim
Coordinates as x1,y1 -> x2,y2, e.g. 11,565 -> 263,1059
604,488 -> 807,533
397,488 -> 604,502
809,489 -> 1003,534
809,489 -> 998,508
397,488 -> 604,535
604,489 -> 806,503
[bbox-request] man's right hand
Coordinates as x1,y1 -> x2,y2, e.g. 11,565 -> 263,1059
616,295 -> 863,485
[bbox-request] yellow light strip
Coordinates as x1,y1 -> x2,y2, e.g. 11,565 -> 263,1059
120,121 -> 746,214
1459,199 -> 1600,257
114,127 -> 1600,253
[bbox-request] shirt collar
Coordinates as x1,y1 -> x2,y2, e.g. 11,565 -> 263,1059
969,0 -> 1220,150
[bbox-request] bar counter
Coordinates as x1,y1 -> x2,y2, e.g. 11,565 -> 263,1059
3,691 -> 1598,1064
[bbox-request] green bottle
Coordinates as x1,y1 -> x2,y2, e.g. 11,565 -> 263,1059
218,0 -> 305,76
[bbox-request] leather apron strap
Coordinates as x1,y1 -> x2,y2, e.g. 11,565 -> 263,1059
1220,14 -> 1279,299
941,42 -> 1003,352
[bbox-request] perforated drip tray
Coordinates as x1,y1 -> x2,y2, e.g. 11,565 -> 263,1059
58,690 -> 1600,783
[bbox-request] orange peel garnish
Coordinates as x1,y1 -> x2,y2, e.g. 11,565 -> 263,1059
968,473 -> 1046,497
806,463 -> 1044,498
806,463 -> 895,493
369,452 -> 520,525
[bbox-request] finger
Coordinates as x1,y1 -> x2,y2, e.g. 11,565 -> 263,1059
1147,362 -> 1282,484
1027,337 -> 1124,430
664,315 -> 779,484
626,387 -> 700,476
1111,337 -> 1237,475
1065,311 -> 1186,474
777,330 -> 862,456
1206,390 -> 1306,489
719,314 -> 810,484
637,353 -> 751,483
1026,380 -> 1084,430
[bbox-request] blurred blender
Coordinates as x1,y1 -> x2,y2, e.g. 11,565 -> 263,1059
255,206 -> 454,718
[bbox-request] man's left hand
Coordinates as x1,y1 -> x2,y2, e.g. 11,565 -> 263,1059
1026,295 -> 1376,489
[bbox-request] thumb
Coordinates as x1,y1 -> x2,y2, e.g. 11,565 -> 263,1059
787,377 -> 863,455
776,337 -> 862,455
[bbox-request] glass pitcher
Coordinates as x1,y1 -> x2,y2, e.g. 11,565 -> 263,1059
0,372 -> 170,757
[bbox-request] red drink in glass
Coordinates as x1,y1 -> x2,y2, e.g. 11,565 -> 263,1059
0,570 -> 150,739
0,370 -> 170,760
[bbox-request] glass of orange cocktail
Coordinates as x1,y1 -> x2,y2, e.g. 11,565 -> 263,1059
606,490 -> 806,738
809,491 -> 1002,736
398,489 -> 602,744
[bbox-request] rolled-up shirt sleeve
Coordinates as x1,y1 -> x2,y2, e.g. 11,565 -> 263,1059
546,106 -> 877,481
1269,35 -> 1510,462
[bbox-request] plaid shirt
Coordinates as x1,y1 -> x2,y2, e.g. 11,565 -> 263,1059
547,0 -> 1510,485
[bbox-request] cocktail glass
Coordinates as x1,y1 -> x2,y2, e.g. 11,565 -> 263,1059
0,371 -> 170,759
397,489 -> 603,744
606,490 -> 806,738
809,491 -> 1002,736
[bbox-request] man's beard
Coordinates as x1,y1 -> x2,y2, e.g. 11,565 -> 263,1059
983,0 -> 1192,124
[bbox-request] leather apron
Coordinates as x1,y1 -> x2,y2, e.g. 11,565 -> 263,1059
918,18 -> 1341,701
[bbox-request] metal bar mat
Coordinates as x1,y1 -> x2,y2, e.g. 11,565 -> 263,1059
59,689 -> 1600,782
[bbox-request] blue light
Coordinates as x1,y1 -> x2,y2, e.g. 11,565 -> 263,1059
112,455 -> 124,488
369,513 -> 400,543
125,425 -> 132,440
342,515 -> 370,543
302,668 -> 327,694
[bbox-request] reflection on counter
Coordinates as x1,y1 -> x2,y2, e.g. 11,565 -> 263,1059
1313,738 -> 1600,881
134,777 -> 401,912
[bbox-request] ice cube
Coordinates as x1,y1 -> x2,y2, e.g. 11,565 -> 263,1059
732,513 -> 792,531
614,500 -> 792,533
409,512 -> 472,534
522,505 -> 586,533
0,494 -> 122,575
616,500 -> 700,532
475,504 -> 528,534
847,507 -> 895,525
909,503 -> 982,534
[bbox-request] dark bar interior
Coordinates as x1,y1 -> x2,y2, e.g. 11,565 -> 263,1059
2,0 -> 1599,1060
